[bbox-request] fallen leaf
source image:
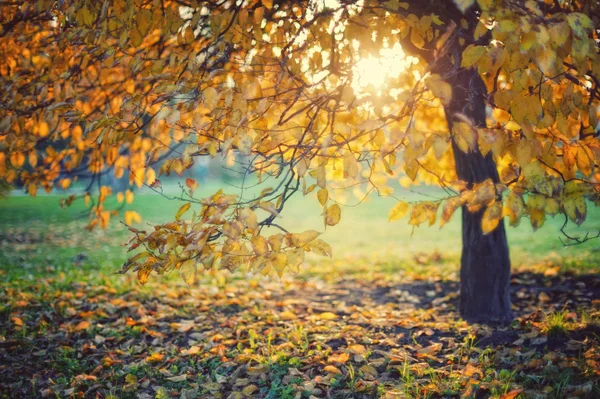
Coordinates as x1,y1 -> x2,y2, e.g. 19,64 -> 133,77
280,310 -> 297,320
75,321 -> 90,331
500,389 -> 524,399
328,352 -> 350,364
324,365 -> 342,375
166,374 -> 187,382
348,344 -> 366,354
145,353 -> 164,363
318,312 -> 338,320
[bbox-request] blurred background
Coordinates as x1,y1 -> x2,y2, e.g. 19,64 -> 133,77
2,155 -> 600,289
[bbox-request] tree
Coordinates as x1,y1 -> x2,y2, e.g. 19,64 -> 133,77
1,0 -> 600,323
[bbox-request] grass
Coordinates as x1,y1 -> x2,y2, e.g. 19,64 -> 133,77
545,310 -> 570,340
2,179 -> 599,283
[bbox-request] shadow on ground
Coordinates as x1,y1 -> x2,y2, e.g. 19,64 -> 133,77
1,266 -> 600,398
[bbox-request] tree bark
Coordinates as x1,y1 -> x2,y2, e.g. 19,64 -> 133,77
444,68 -> 513,323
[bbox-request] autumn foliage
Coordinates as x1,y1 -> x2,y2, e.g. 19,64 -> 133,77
1,0 -> 600,284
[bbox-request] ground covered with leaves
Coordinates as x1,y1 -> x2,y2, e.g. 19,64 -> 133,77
2,250 -> 600,398
1,196 -> 600,398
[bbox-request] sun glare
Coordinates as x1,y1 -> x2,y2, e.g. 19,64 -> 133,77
352,43 -> 418,96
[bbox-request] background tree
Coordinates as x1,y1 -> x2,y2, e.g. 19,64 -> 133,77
1,0 -> 600,323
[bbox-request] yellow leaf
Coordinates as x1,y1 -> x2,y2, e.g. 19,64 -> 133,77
520,31 -> 537,51
250,236 -> 269,256
511,94 -> 528,125
79,7 -> 94,27
325,204 -> 341,226
343,151 -> 359,179
481,202 -> 502,234
526,96 -> 543,124
564,196 -> 586,225
242,385 -> 259,396
28,183 -> 37,197
529,208 -> 545,231
317,188 -> 328,206
388,201 -> 409,222
425,74 -> 452,105
308,239 -> 332,257
176,202 -> 191,221
545,198 -> 560,215
270,252 -> 287,278
310,166 -> 326,188
28,151 -> 37,167
146,168 -> 156,185
452,122 -> 477,153
125,189 -> 134,204
125,210 -> 141,225
286,248 -> 305,270
117,192 -> 124,203
409,201 -> 439,227
280,311 -> 297,320
461,45 -> 486,68
125,374 -> 138,385
576,146 -> 593,177
268,234 -> 284,252
130,28 -> 143,47
203,87 -> 219,111
341,85 -> 355,105
254,7 -> 265,25
432,137 -> 449,159
494,90 -> 513,111
259,201 -> 279,216
292,230 -> 320,246
498,18 -> 519,33
59,178 -> 71,190
535,47 -> 557,75
38,122 -> 49,137
9,152 -> 25,167
166,109 -> 180,125
440,197 -> 461,227
100,210 -> 110,228
503,191 -> 525,227
548,21 -> 570,47
410,28 -> 425,48
319,312 -> 338,320
261,0 -> 273,9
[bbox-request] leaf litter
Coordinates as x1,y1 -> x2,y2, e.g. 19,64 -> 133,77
0,226 -> 599,398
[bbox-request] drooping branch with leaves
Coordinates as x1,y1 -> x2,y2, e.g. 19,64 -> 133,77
1,0 -> 600,322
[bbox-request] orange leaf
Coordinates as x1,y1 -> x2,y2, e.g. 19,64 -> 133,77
186,178 -> 199,194
145,353 -> 164,363
500,389 -> 524,399
328,352 -> 350,364
75,321 -> 91,331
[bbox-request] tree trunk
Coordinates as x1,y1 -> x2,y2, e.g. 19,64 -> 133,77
444,68 -> 513,323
